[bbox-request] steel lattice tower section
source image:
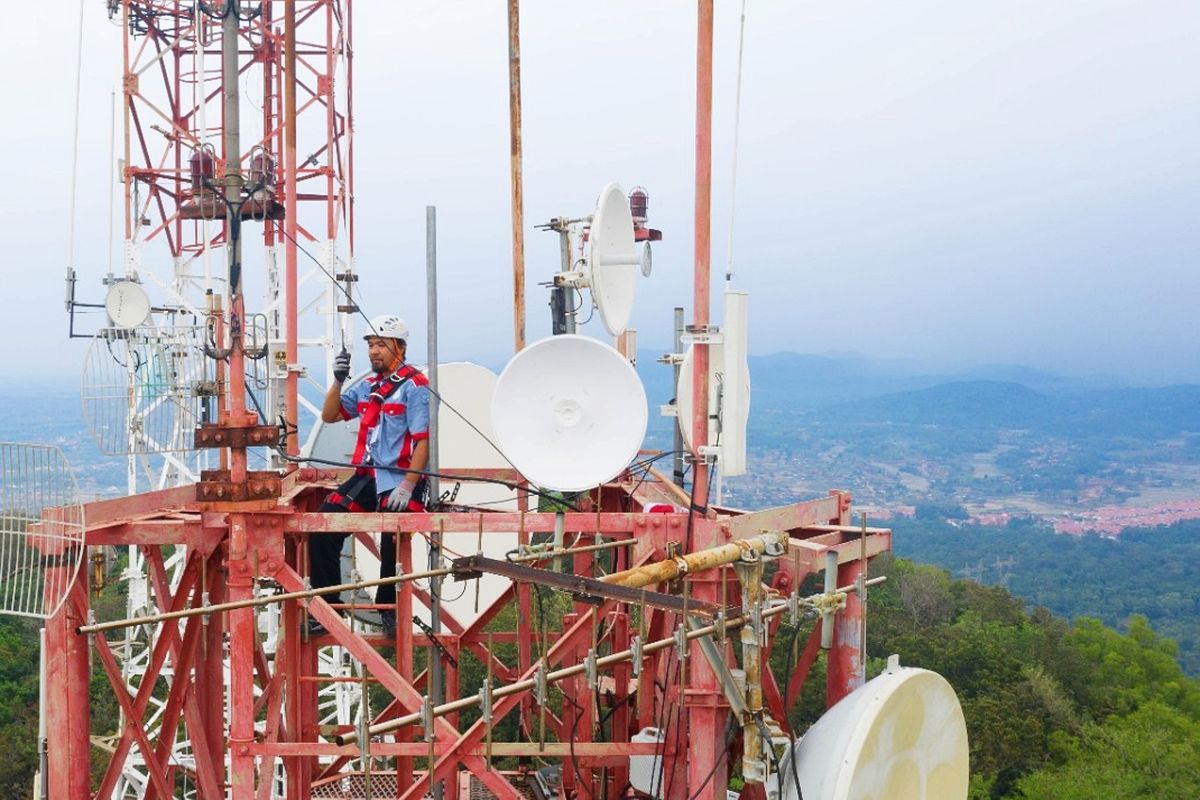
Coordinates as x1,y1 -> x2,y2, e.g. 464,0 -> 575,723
94,1 -> 356,797
116,0 -> 355,446
45,3 -> 891,799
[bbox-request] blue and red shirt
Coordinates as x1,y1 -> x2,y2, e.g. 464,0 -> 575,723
339,365 -> 430,494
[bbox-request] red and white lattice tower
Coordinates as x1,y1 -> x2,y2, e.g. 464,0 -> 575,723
114,0 -> 355,454
98,1 -> 357,796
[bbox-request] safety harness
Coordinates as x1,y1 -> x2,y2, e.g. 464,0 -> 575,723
327,364 -> 422,513
351,364 -> 420,468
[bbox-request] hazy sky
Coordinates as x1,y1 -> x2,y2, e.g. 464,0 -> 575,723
4,1 -> 1198,384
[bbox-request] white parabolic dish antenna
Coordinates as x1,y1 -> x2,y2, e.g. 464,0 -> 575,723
782,661 -> 969,800
492,335 -> 647,492
588,182 -> 640,336
104,280 -> 152,329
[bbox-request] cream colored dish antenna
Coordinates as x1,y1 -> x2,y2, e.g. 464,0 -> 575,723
491,335 -> 647,492
104,280 -> 152,329
780,659 -> 969,800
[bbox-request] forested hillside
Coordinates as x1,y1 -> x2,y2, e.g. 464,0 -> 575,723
782,555 -> 1200,799
892,517 -> 1200,675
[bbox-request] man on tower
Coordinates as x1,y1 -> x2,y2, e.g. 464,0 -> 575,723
307,314 -> 429,638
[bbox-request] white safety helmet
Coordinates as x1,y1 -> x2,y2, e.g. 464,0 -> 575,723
364,314 -> 409,343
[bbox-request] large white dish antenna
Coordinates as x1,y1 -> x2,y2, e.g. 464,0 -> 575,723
587,183 -> 640,336
0,443 -> 85,620
782,661 -> 969,800
492,335 -> 647,492
104,280 -> 152,329
411,363 -> 518,625
305,363 -> 519,627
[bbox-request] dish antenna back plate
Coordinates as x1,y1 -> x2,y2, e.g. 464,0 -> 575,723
588,183 -> 639,336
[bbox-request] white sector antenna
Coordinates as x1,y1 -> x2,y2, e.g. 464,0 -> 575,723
675,293 -> 751,478
104,280 -> 152,329
492,335 -> 647,492
781,661 -> 969,800
587,182 -> 640,336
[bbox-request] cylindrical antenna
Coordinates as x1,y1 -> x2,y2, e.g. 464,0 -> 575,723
725,0 -> 749,284
66,0 -> 85,280
107,89 -> 116,279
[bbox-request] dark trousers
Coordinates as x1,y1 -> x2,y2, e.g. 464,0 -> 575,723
308,472 -> 426,608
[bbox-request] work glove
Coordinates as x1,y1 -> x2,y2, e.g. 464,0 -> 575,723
383,480 -> 415,512
333,349 -> 351,383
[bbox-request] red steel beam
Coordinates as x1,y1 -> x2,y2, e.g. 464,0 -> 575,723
273,565 -> 524,798
44,574 -> 89,798
397,597 -> 626,800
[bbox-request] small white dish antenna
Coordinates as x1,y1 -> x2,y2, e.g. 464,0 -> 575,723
0,443 -> 85,620
491,335 -> 647,492
587,183 -> 640,336
104,280 -> 152,329
781,661 -> 969,800
637,241 -> 653,278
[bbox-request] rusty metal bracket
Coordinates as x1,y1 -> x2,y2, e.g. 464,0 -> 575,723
194,423 -> 280,449
196,470 -> 282,503
451,554 -> 730,618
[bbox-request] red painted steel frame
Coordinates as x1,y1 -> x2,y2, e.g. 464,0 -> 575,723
48,477 -> 889,799
121,0 -> 351,261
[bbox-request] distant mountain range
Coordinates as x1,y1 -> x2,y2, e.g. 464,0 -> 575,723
815,380 -> 1200,440
637,350 -> 1199,447
1,352 -> 1196,509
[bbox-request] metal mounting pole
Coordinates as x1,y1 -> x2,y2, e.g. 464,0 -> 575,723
686,7 -> 720,798
222,0 -> 249,485
426,204 -> 445,800
673,306 -> 685,487
690,0 -> 714,508
283,0 -> 299,456
507,0 -> 526,353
